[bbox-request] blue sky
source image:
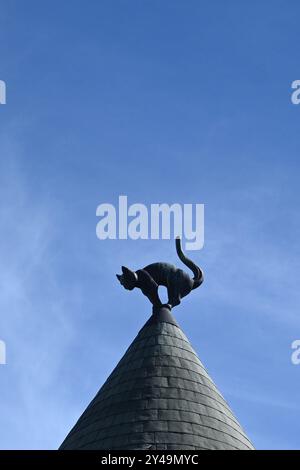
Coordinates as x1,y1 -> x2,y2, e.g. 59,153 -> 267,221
0,0 -> 300,449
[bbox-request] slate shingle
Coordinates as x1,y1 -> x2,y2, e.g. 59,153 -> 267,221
59,308 -> 254,450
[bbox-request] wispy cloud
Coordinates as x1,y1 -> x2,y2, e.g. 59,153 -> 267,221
0,136 -> 78,448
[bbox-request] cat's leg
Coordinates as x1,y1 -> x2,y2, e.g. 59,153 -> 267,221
169,296 -> 181,308
136,269 -> 162,307
167,284 -> 181,308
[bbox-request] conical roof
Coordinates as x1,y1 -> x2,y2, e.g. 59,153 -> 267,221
60,307 -> 254,450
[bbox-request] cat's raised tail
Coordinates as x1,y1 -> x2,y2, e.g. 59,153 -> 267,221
175,237 -> 204,290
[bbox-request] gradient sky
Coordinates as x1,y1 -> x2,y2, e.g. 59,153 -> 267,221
0,0 -> 300,450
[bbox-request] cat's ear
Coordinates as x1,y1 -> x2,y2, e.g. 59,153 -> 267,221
122,266 -> 133,275
116,274 -> 122,281
122,266 -> 137,283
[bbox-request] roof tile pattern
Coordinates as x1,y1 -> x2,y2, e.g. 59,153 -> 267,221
60,311 -> 254,450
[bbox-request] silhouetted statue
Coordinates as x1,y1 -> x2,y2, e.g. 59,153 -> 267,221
116,237 -> 204,310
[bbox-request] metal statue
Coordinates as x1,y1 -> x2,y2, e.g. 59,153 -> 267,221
116,237 -> 203,311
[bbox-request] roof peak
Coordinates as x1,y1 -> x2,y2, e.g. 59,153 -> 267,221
144,305 -> 179,329
60,308 -> 254,450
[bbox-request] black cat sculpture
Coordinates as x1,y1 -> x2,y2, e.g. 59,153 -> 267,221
116,237 -> 204,310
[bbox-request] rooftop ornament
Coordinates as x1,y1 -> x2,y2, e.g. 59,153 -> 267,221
116,237 -> 204,313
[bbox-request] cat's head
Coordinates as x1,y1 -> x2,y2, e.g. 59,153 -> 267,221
116,266 -> 138,290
